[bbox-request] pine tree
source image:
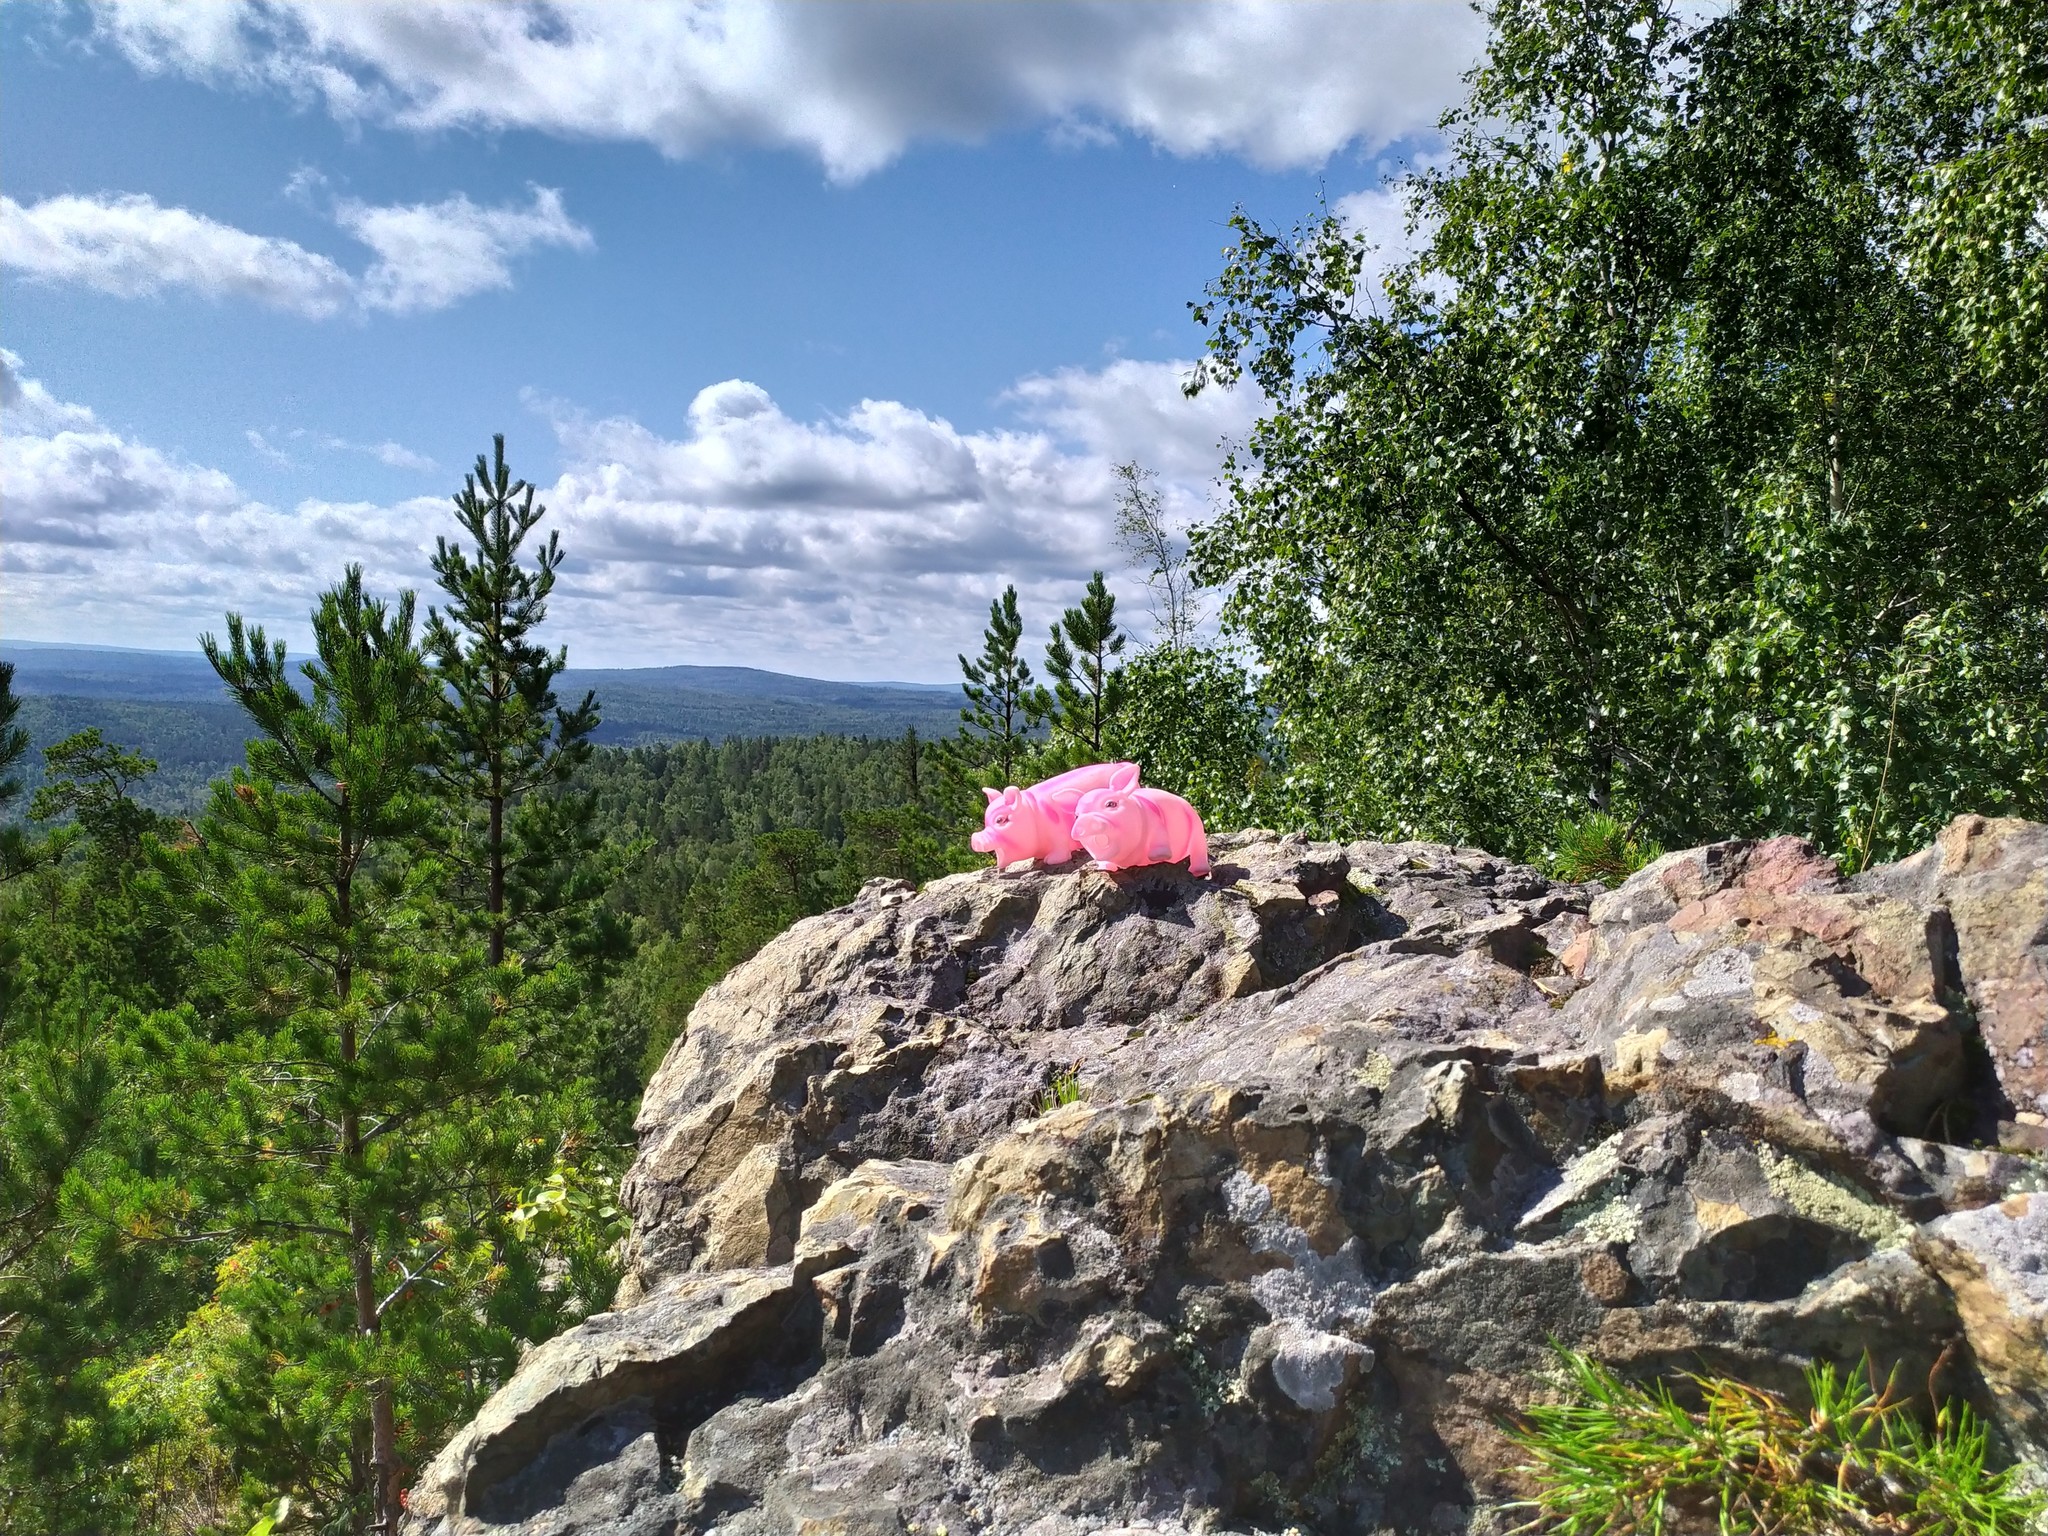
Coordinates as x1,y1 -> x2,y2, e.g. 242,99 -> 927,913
0,720 -> 208,1533
1042,571 -> 1127,764
0,661 -> 27,813
427,436 -> 611,973
947,585 -> 1043,790
30,730 -> 165,866
156,569 -> 586,1533
0,660 -> 39,879
898,725 -> 922,806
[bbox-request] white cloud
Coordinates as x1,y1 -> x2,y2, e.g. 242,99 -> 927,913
297,431 -> 438,474
528,359 -> 1262,670
88,0 -> 1486,181
2,350 -> 1261,674
337,187 -> 593,314
1333,180 -> 1441,304
245,426 -> 440,473
0,186 -> 591,318
0,193 -> 356,317
246,427 -> 297,467
2,350 -> 435,646
363,439 -> 438,473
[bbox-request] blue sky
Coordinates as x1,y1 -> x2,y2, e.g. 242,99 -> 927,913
2,1 -> 1481,677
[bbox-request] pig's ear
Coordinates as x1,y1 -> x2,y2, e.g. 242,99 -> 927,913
1109,763 -> 1140,792
1002,786 -> 1022,804
983,787 -> 1003,804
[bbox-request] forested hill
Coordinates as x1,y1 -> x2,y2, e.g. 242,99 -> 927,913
1,640 -> 960,811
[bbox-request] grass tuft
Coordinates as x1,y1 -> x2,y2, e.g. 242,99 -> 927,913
1506,1348 -> 2045,1535
1032,1059 -> 1087,1117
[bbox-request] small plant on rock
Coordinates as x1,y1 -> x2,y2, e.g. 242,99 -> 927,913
1506,1348 -> 2045,1535
1551,813 -> 1664,886
1032,1060 -> 1087,1117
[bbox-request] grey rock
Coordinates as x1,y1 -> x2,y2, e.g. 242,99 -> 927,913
1853,816 -> 2048,1122
408,821 -> 2048,1535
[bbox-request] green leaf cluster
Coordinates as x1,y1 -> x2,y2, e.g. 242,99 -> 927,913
1188,0 -> 2048,865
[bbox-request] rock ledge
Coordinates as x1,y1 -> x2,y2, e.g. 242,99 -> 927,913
407,820 -> 2048,1534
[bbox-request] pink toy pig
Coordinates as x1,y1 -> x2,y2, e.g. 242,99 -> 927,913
1071,764 -> 1210,875
971,761 -> 1136,871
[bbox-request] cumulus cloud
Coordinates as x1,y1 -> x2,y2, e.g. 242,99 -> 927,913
3,351 -> 1263,674
528,359 -> 1263,670
88,0 -> 1486,181
0,186 -> 591,318
337,186 -> 592,314
2,350 -> 435,645
0,193 -> 356,317
1333,180 -> 1443,304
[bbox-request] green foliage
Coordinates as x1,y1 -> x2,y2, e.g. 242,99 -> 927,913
1113,461 -> 1200,649
1551,813 -> 1665,886
1887,0 -> 2048,410
428,434 -> 616,976
944,584 -> 1045,793
0,661 -> 27,812
1508,1348 -> 2046,1536
0,661 -> 47,879
579,733 -> 978,1080
1188,0 -> 2048,864
1031,1060 -> 1087,1117
1113,645 -> 1271,831
0,719 -> 211,1531
136,567 -> 606,1532
1041,571 -> 1128,767
30,729 -> 171,864
8,695 -> 252,816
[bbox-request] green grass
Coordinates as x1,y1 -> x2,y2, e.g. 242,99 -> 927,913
1031,1060 -> 1087,1117
1507,1349 -> 2045,1536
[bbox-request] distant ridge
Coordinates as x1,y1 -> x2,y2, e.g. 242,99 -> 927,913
1,641 -> 955,698
2,641 -> 963,813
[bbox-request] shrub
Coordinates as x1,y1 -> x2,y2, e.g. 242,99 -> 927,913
1551,812 -> 1664,886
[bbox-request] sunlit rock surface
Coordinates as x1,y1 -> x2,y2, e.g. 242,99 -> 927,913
405,821 -> 2048,1535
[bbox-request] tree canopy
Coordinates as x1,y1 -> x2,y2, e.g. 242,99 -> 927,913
1189,0 -> 2047,864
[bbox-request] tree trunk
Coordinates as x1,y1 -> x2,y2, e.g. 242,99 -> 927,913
336,793 -> 396,1532
488,771 -> 505,968
1587,702 -> 1613,813
352,1212 -> 398,1533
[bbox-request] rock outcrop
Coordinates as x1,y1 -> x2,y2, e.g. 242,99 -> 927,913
406,820 -> 2048,1535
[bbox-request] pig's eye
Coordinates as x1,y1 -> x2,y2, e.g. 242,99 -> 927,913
996,815 -> 1010,825
1105,798 -> 1120,809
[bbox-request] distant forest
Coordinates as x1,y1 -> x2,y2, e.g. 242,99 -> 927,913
1,648 -> 961,815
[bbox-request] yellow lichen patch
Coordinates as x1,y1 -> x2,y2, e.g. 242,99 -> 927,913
970,1209 -> 1071,1320
1354,1051 -> 1396,1091
1215,951 -> 1264,998
1756,1145 -> 1912,1248
1609,1028 -> 1672,1092
1690,1197 -> 1752,1235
